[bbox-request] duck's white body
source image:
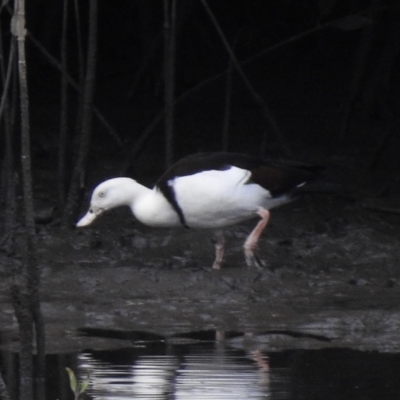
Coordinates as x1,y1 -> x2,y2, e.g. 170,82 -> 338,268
134,168 -> 288,229
77,152 -> 322,269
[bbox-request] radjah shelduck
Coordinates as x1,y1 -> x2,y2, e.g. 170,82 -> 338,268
77,152 -> 323,269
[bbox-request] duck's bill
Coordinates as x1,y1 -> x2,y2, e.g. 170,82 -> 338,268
76,209 -> 99,227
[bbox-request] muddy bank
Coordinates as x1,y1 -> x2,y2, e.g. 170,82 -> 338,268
1,194 -> 400,353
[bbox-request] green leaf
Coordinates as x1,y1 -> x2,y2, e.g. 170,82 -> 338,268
65,367 -> 78,393
79,378 -> 90,394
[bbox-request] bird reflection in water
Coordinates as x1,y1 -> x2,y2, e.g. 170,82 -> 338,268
76,330 -> 272,399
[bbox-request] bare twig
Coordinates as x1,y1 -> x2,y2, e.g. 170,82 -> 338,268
222,32 -> 241,152
0,35 -> 15,125
127,34 -> 162,98
72,0 -> 85,148
163,0 -> 177,168
222,52 -> 233,152
120,111 -> 164,174
361,202 -> 400,215
199,0 -> 288,155
73,0 -> 85,81
58,0 -> 69,207
340,0 -> 380,140
26,33 -> 121,146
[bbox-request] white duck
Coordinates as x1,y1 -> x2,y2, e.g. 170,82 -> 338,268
77,152 -> 323,269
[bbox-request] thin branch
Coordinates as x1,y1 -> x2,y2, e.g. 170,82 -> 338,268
362,203 -> 400,215
58,0 -> 69,206
163,0 -> 177,168
340,0 -> 380,140
26,33 -> 121,146
199,0 -> 288,155
73,0 -> 85,81
120,111 -> 164,174
222,32 -> 240,152
0,37 -> 15,124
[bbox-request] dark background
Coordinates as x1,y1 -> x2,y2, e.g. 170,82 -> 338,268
3,0 -> 400,195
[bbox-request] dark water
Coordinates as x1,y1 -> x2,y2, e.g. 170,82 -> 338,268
1,330 -> 400,399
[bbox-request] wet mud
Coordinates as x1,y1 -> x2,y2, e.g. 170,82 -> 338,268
1,193 -> 400,354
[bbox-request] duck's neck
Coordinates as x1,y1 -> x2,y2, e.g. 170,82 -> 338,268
113,177 -> 152,208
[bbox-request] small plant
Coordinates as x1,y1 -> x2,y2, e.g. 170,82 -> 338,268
65,367 -> 91,400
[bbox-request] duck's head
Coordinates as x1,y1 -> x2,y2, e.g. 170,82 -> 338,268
76,177 -> 138,227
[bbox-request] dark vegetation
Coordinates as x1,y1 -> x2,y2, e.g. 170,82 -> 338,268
1,0 -> 400,397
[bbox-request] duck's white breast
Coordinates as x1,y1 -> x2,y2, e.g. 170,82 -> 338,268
131,189 -> 182,227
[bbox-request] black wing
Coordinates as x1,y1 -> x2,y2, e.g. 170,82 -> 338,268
249,160 -> 324,196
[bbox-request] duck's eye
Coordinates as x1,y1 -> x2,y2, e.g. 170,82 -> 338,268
98,191 -> 105,198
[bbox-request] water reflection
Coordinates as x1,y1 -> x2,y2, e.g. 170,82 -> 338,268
77,337 -> 272,399
2,329 -> 400,399
173,351 -> 270,399
79,352 -> 178,399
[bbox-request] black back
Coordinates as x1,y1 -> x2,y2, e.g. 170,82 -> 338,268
156,152 -> 324,227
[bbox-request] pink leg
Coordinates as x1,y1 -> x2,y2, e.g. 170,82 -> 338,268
243,207 -> 270,268
251,350 -> 270,373
212,232 -> 225,270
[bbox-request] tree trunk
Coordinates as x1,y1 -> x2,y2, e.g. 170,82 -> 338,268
63,0 -> 98,227
0,32 -> 16,253
13,0 -> 46,397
